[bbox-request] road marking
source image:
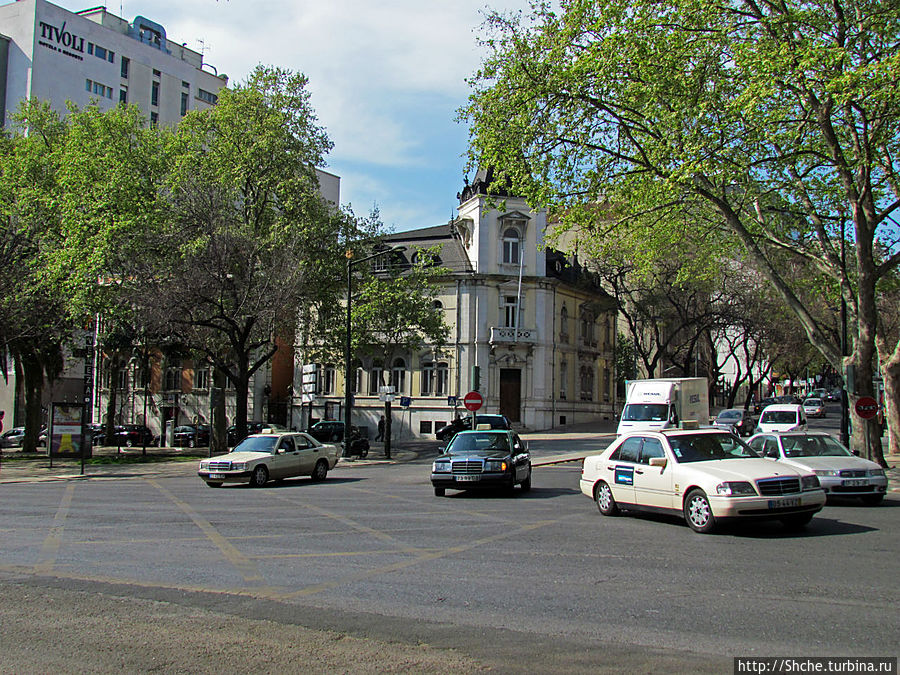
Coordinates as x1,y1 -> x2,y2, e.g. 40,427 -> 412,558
281,519 -> 556,599
147,479 -> 268,588
34,484 -> 75,574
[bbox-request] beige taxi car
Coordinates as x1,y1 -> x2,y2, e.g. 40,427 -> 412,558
198,431 -> 341,488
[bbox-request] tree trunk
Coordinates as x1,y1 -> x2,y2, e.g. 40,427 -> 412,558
21,350 -> 44,453
210,366 -> 228,455
877,337 -> 900,460
383,400 -> 392,459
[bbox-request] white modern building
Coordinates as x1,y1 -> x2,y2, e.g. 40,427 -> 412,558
0,0 -> 228,128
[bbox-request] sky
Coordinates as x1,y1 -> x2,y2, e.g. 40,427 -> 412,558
50,0 -> 529,232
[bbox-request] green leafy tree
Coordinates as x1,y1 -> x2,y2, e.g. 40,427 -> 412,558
463,0 -> 900,462
134,65 -> 343,450
351,246 -> 450,458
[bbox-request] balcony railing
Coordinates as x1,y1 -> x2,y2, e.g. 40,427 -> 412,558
490,327 -> 537,344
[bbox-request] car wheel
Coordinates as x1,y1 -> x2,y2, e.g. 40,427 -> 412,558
205,482 -> 222,488
126,439 -> 134,447
861,494 -> 884,506
249,465 -> 269,487
595,481 -> 618,516
781,513 -> 814,530
188,438 -> 196,448
434,487 -> 445,497
684,489 -> 716,533
520,470 -> 532,492
311,459 -> 329,482
361,450 -> 368,458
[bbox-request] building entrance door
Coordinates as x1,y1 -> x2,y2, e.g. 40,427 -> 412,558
499,369 -> 521,422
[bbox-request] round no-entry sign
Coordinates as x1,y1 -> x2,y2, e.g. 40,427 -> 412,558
463,391 -> 483,412
855,396 -> 879,419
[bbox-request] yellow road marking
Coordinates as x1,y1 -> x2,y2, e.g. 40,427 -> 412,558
281,519 -> 555,599
147,479 -> 266,586
34,484 -> 75,574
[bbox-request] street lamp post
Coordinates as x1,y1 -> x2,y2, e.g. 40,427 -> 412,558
343,245 -> 405,454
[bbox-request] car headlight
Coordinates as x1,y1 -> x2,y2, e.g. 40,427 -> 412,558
814,469 -> 840,477
801,475 -> 821,490
231,462 -> 246,471
716,481 -> 756,496
868,469 -> 885,477
484,460 -> 508,472
432,461 -> 450,473
199,461 -> 209,470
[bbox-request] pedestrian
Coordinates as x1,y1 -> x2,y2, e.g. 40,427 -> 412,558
375,415 -> 385,442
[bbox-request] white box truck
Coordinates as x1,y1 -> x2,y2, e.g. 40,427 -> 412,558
616,378 -> 709,435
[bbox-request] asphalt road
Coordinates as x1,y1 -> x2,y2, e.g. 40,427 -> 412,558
1,412 -> 898,674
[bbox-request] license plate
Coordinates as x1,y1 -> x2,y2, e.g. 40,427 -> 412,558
843,479 -> 867,487
208,473 -> 225,480
456,475 -> 481,482
768,497 -> 800,509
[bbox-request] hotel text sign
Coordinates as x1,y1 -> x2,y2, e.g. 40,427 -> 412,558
38,20 -> 85,61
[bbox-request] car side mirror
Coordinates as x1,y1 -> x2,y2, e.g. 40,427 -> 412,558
649,457 -> 667,468
852,450 -> 860,457
438,446 -> 446,455
766,450 -> 779,459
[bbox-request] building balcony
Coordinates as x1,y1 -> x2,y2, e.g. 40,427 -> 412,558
490,327 -> 537,344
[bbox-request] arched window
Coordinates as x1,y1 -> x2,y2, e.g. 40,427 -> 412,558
164,360 -> 181,391
502,227 -> 521,264
580,366 -> 595,401
368,360 -> 384,395
391,358 -> 406,393
352,359 -> 363,394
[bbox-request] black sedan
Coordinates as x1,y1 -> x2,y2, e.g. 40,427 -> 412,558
307,420 -> 346,443
712,408 -> 756,437
114,424 -> 155,447
173,424 -> 210,448
431,429 -> 531,496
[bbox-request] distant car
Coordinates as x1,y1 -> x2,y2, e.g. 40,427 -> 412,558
580,428 -> 826,533
435,414 -> 512,441
802,398 -> 826,418
198,431 -> 341,487
226,422 -> 264,447
114,424 -> 155,447
0,427 -> 26,449
775,394 -> 802,405
748,432 -> 887,505
431,428 -> 531,496
307,420 -> 346,443
826,388 -> 843,402
173,424 -> 210,448
712,409 -> 756,437
754,397 -> 779,413
755,404 -> 808,434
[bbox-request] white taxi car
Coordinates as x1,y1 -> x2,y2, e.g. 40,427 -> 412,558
580,428 -> 825,533
198,431 -> 340,488
748,432 -> 888,505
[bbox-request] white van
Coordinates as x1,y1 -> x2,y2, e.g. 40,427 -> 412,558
755,404 -> 808,434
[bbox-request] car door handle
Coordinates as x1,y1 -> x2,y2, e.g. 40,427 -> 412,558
635,469 -> 645,474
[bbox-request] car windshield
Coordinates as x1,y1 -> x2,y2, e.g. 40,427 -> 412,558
717,410 -> 741,420
761,411 -> 798,424
447,432 -> 510,454
232,436 -> 278,454
781,435 -> 852,458
804,399 -> 822,406
621,403 -> 669,422
668,433 -> 758,463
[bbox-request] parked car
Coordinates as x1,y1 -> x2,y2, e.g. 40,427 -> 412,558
435,414 -> 512,441
748,432 -> 888,505
826,388 -> 843,402
755,404 -> 808,434
197,431 -> 340,487
0,427 -> 26,449
712,409 -> 756,437
431,428 -> 531,496
802,397 -> 826,418
775,394 -> 802,405
580,428 -> 825,533
114,424 -> 155,447
307,420 -> 346,443
753,397 -> 779,414
173,424 -> 210,448
226,422 -> 265,447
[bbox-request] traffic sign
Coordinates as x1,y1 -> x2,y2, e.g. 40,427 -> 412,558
855,396 -> 878,419
447,395 -> 457,407
400,396 -> 411,408
463,391 -> 483,412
